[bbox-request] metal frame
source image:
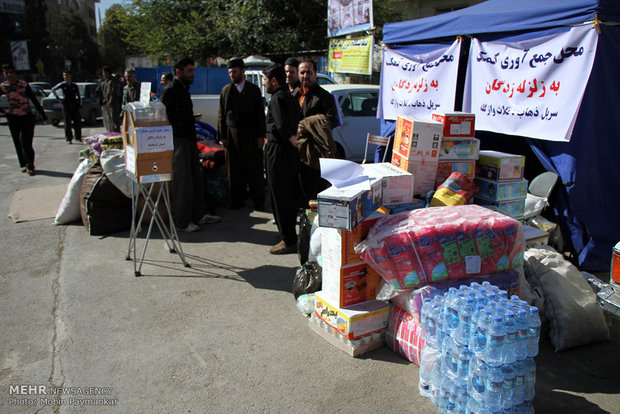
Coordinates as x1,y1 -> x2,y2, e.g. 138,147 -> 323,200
126,180 -> 189,276
362,133 -> 393,164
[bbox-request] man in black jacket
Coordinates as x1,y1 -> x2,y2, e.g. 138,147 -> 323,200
161,56 -> 220,232
262,64 -> 300,255
294,59 -> 339,205
218,57 -> 266,211
51,71 -> 81,144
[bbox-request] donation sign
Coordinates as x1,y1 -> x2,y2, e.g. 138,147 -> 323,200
10,40 -> 30,71
328,35 -> 373,75
379,40 -> 461,121
327,0 -> 373,37
463,24 -> 598,142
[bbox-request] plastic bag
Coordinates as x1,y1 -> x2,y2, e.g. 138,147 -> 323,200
296,293 -> 316,316
292,261 -> 322,299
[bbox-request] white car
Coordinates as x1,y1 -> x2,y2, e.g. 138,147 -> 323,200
322,84 -> 380,162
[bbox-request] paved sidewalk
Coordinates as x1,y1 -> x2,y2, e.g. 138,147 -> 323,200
0,121 -> 619,414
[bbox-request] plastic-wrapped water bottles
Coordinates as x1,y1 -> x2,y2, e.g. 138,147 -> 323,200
501,363 -> 515,410
421,297 -> 432,341
502,309 -> 517,364
485,313 -> 505,366
512,360 -> 526,407
523,358 -> 536,403
471,307 -> 492,354
419,345 -> 441,398
514,309 -> 529,361
484,365 -> 504,412
527,307 -> 541,358
443,287 -> 461,335
431,356 -> 443,405
455,296 -> 475,345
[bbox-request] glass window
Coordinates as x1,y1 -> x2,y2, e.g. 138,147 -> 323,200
340,92 -> 378,117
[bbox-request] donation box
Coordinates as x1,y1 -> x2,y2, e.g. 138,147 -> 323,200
122,102 -> 174,183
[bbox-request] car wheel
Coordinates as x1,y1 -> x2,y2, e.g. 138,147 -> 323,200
334,143 -> 346,159
87,109 -> 97,125
51,119 -> 60,127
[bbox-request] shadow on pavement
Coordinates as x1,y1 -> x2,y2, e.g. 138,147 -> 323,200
238,264 -> 297,293
32,169 -> 74,178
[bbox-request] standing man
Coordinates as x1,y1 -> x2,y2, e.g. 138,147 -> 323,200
294,59 -> 339,204
218,57 -> 266,211
160,72 -> 173,88
0,64 -> 48,176
122,68 -> 140,111
161,56 -> 220,232
284,58 -> 300,93
262,64 -> 300,255
51,71 -> 82,144
96,66 -> 121,132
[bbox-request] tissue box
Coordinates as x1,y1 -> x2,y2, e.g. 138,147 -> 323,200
393,115 -> 443,161
475,177 -> 528,202
318,179 -> 382,231
432,111 -> 476,137
478,151 -> 525,180
435,160 -> 476,187
321,261 -> 381,308
360,163 -> 414,206
314,292 -> 390,340
475,197 -> 526,219
391,152 -> 438,196
438,137 -> 479,160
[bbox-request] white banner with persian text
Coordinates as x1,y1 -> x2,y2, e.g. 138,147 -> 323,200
379,40 -> 461,121
463,25 -> 598,142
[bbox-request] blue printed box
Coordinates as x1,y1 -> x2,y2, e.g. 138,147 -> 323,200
474,197 -> 526,219
475,177 -> 528,202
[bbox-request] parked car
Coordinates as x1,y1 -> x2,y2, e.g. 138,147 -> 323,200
245,69 -> 336,104
30,81 -> 52,96
0,84 -> 48,122
41,82 -> 101,126
322,84 -> 380,162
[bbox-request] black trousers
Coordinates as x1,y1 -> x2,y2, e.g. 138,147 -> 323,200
264,142 -> 299,246
6,113 -> 36,170
225,126 -> 265,207
171,137 -> 206,229
63,103 -> 81,141
299,162 -> 330,207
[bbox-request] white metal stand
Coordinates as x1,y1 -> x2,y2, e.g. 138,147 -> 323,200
126,180 -> 190,276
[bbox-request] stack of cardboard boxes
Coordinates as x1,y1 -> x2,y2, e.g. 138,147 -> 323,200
474,150 -> 528,218
431,112 -> 479,187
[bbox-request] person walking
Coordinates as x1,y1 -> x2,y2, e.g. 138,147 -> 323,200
51,71 -> 82,144
0,64 -> 48,176
161,56 -> 220,232
262,64 -> 300,255
294,59 -> 339,205
218,57 -> 266,211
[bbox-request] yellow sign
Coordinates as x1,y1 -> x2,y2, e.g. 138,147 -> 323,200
328,35 -> 373,75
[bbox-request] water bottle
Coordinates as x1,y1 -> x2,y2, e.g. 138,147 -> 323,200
485,365 -> 504,412
456,346 -> 473,389
484,313 -> 505,366
442,335 -> 459,379
421,297 -> 432,341
438,375 -> 452,413
499,290 -> 508,301
431,358 -> 443,405
443,287 -> 461,335
435,297 -> 447,349
455,386 -> 468,414
523,357 -> 536,403
446,380 -> 458,413
419,344 -> 440,399
501,362 -> 516,411
465,395 -> 481,414
514,309 -> 529,361
526,307 -> 541,358
467,357 -> 488,404
471,308 -> 493,355
512,360 -> 526,406
503,309 -> 517,364
455,296 -> 475,345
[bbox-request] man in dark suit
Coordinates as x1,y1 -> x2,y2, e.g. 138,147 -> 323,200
218,57 -> 266,211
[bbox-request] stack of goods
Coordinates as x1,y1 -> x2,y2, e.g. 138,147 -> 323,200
357,204 -> 525,292
390,115 -> 444,196
475,151 -> 527,219
431,112 -> 479,188
419,282 -> 540,413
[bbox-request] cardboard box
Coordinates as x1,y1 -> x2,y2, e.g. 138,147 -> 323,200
122,110 -> 173,183
435,160 -> 476,187
438,137 -> 480,160
478,150 -> 525,180
313,291 -> 390,340
321,213 -> 382,266
391,152 -> 438,196
378,198 -> 426,215
475,197 -> 526,219
360,163 -> 414,206
321,261 -> 381,308
475,177 -> 528,202
318,179 -> 382,231
432,111 -> 476,137
393,115 -> 443,161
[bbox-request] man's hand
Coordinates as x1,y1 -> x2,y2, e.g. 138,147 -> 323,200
258,137 -> 265,150
219,139 -> 228,148
297,123 -> 306,134
289,134 -> 299,148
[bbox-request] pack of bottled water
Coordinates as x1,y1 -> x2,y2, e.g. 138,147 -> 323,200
419,281 -> 540,413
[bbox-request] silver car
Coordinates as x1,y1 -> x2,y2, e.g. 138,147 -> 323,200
41,82 -> 101,126
322,84 -> 380,162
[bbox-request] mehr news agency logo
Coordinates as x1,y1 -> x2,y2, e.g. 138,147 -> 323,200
7,384 -> 118,407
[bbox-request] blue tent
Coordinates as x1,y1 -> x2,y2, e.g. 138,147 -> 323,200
381,0 -> 620,271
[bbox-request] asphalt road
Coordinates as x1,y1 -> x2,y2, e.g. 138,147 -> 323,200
0,120 -> 619,413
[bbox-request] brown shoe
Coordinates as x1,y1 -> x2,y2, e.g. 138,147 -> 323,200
269,240 -> 297,255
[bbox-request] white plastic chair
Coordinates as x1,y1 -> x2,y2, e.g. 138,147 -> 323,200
524,171 -> 559,219
362,133 -> 392,164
